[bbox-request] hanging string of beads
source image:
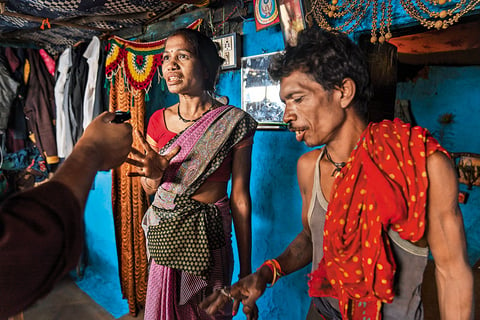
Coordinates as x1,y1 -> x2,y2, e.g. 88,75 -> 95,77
379,1 -> 386,42
306,0 -> 371,33
399,0 -> 479,30
370,0 -> 378,42
306,0 -> 480,42
323,0 -> 349,18
385,0 -> 393,40
369,0 -> 392,43
375,0 -> 393,43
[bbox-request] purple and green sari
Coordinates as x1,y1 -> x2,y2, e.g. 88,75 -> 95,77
143,105 -> 257,320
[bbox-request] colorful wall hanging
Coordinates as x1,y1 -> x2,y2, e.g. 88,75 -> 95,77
253,0 -> 280,31
106,36 -> 165,93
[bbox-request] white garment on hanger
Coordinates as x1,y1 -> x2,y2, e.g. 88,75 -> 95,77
54,47 -> 74,158
82,36 -> 101,130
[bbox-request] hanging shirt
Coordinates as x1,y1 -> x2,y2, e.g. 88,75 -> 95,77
54,48 -> 74,158
68,43 -> 88,144
39,49 -> 55,76
0,57 -> 19,132
82,36 -> 101,130
24,49 -> 58,164
92,39 -> 108,117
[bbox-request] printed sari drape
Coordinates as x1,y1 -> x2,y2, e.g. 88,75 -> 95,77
145,106 -> 257,279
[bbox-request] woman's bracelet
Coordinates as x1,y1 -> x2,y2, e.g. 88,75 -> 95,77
257,259 -> 285,287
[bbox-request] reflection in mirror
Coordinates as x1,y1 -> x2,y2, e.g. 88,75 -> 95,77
241,51 -> 286,128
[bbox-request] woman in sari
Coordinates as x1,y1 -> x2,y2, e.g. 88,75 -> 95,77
127,28 -> 257,319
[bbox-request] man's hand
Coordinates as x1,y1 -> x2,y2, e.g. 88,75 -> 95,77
126,130 -> 180,179
200,271 -> 269,320
76,111 -> 133,171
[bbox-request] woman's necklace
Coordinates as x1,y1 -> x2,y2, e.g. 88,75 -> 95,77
177,102 -> 214,123
324,147 -> 346,177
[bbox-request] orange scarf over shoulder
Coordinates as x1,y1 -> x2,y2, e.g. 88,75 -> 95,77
308,119 -> 448,319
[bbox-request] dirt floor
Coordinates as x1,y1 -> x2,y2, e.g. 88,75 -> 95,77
22,259 -> 478,320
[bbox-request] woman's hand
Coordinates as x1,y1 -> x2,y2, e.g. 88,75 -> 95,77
126,130 -> 180,179
200,272 -> 267,320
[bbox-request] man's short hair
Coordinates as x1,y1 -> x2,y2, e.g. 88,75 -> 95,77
268,27 -> 372,117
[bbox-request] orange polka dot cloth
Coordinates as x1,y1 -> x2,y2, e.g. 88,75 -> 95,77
308,118 -> 449,319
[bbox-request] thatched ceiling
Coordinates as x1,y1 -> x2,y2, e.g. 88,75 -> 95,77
0,0 -> 214,54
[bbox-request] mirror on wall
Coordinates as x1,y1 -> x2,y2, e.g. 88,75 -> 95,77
241,51 -> 286,129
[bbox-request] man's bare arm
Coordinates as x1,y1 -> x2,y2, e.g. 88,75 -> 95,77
273,229 -> 313,276
426,151 -> 473,320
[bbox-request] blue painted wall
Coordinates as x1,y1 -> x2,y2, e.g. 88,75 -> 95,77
396,66 -> 480,266
75,172 -> 129,318
217,21 -> 312,320
80,12 -> 480,320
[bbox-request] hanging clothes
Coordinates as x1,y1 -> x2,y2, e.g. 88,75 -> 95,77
106,33 -> 169,316
23,49 -> 58,165
82,36 -> 101,130
93,38 -> 109,117
54,47 -> 74,159
68,43 -> 88,144
0,53 -> 19,134
39,49 -> 56,77
1,48 -> 49,197
5,48 -> 28,153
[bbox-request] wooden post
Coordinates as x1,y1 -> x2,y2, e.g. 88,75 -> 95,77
359,38 -> 398,123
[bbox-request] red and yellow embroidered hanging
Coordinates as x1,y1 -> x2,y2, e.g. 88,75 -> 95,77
106,36 -> 165,92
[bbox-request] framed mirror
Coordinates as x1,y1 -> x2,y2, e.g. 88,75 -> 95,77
241,51 -> 286,129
